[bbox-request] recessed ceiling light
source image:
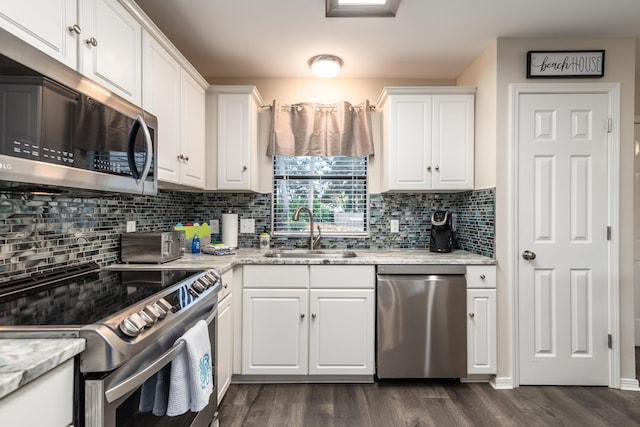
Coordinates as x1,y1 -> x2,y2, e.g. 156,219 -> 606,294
326,0 -> 400,17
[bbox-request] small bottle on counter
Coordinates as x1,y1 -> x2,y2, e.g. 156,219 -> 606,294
259,228 -> 270,251
192,233 -> 201,254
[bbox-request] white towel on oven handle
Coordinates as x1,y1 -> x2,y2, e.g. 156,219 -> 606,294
167,320 -> 214,416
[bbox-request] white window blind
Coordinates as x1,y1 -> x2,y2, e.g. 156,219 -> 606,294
272,155 -> 368,236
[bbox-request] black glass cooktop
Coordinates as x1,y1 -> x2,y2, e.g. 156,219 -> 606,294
0,264 -> 199,326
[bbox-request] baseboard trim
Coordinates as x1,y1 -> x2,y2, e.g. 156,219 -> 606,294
490,376 -> 514,389
620,378 -> 640,391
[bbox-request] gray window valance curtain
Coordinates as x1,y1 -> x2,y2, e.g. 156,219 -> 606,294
267,100 -> 375,157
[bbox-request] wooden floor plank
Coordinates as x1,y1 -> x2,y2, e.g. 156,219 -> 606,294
218,349 -> 640,426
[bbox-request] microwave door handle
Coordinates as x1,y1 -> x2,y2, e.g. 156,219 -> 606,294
104,305 -> 218,403
127,115 -> 153,185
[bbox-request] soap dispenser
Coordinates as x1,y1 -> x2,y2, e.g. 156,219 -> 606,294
259,227 -> 270,251
192,232 -> 201,254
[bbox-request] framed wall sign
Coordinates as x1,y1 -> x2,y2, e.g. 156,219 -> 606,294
527,50 -> 605,78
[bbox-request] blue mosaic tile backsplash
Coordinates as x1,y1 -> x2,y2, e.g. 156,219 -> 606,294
0,187 -> 494,283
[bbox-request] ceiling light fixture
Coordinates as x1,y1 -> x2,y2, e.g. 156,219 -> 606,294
326,0 -> 400,17
308,54 -> 344,78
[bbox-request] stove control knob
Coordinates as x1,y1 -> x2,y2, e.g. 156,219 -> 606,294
140,305 -> 160,325
120,312 -> 147,337
200,276 -> 213,288
138,310 -> 155,327
208,269 -> 222,285
156,298 -> 173,313
192,279 -> 207,293
152,303 -> 167,319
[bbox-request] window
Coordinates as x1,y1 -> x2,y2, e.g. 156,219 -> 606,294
272,155 -> 368,236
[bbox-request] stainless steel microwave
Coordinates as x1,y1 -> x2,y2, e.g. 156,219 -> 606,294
0,27 -> 158,195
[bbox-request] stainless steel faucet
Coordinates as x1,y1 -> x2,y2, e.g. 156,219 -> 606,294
292,206 -> 322,250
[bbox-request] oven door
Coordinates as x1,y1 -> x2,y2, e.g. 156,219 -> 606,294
84,306 -> 218,427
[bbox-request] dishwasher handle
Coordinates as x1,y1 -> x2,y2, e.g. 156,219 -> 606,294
377,265 -> 466,275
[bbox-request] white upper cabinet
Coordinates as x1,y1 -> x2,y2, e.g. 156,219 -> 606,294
142,32 -> 205,188
0,0 -> 78,69
378,87 -> 475,191
178,70 -> 205,187
208,86 -> 264,191
0,0 -> 142,104
80,0 -> 142,104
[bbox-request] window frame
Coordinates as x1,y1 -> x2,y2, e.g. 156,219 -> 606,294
271,155 -> 370,238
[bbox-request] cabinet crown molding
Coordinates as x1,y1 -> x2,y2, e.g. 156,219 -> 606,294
377,86 -> 477,106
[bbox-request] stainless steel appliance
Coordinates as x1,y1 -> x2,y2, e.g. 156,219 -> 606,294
0,27 -> 157,195
429,210 -> 456,253
121,231 -> 186,264
0,263 -> 221,427
376,265 -> 467,379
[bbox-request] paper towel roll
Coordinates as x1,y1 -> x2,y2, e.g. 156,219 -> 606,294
221,213 -> 238,248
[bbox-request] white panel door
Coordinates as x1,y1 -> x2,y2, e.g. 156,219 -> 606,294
217,93 -> 250,190
142,32 -> 181,184
81,0 -> 141,104
308,289 -> 374,375
635,122 -> 640,345
432,94 -> 474,190
467,289 -> 497,374
242,289 -> 308,375
388,95 -> 432,189
518,93 -> 610,385
179,70 -> 205,188
216,293 -> 233,405
0,0 -> 78,69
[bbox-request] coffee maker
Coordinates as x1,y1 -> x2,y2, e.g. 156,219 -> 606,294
430,210 -> 456,253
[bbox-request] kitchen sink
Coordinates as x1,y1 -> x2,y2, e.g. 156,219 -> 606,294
263,249 -> 357,259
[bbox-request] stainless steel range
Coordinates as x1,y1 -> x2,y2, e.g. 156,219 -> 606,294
0,262 -> 222,427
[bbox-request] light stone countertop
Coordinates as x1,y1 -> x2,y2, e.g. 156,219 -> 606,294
108,248 -> 496,274
2,248 -> 494,399
0,338 -> 85,399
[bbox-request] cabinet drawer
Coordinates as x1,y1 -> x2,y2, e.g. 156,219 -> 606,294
310,265 -> 375,289
243,265 -> 309,288
219,269 -> 233,300
466,265 -> 496,288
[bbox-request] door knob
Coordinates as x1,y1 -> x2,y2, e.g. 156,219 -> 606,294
522,250 -> 537,261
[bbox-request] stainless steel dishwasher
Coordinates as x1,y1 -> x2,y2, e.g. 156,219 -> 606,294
376,265 -> 467,379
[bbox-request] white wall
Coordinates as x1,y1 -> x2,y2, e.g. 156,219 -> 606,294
494,37 -> 637,382
457,41 -> 498,190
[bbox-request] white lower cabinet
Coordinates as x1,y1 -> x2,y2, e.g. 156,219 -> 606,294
216,290 -> 233,404
242,288 -> 309,375
241,265 -> 375,377
466,266 -> 497,375
308,289 -> 374,375
0,358 -> 74,426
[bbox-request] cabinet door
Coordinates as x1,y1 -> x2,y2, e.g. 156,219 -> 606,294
217,93 -> 252,190
81,0 -> 141,104
431,94 -> 474,190
217,293 -> 233,405
0,358 -> 74,426
142,32 -> 181,184
242,289 -> 308,375
308,289 -> 374,375
387,94 -> 433,190
467,288 -> 496,374
0,0 -> 78,69
179,70 -> 205,188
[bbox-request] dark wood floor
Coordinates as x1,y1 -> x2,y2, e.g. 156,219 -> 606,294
218,349 -> 640,427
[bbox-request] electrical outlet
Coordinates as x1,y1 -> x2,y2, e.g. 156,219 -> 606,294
390,219 -> 399,233
210,219 -> 220,234
240,218 -> 255,234
126,220 -> 136,233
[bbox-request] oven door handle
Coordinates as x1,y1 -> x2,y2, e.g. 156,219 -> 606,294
105,307 -> 217,403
